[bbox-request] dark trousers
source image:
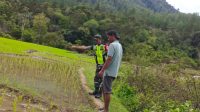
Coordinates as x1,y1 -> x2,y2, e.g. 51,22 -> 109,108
94,65 -> 103,94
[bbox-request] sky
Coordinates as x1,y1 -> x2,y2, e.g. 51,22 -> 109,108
166,0 -> 200,14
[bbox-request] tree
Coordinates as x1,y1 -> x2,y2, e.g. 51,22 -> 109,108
83,19 -> 99,35
16,7 -> 32,39
191,31 -> 200,47
42,32 -> 66,48
191,31 -> 200,60
33,13 -> 49,43
0,0 -> 12,17
21,29 -> 35,42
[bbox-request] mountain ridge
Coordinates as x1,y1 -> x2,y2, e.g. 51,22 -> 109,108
31,0 -> 178,13
81,0 -> 178,13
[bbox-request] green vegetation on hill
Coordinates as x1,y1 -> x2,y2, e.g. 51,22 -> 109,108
0,0 -> 200,111
25,0 -> 177,13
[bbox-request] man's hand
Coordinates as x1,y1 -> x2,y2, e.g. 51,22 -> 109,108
98,70 -> 104,78
70,45 -> 84,50
98,56 -> 112,78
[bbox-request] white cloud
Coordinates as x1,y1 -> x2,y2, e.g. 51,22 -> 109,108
166,0 -> 200,14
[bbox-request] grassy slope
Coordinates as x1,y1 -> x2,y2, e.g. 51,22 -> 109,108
0,37 -> 128,112
0,37 -> 93,62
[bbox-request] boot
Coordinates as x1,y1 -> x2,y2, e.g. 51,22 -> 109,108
95,93 -> 102,98
89,91 -> 97,95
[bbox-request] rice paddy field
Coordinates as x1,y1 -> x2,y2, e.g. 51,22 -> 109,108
0,37 -> 127,112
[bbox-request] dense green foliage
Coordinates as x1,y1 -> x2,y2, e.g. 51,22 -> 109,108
115,63 -> 200,111
0,0 -> 200,111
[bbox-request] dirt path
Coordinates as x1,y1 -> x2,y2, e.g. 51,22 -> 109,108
79,68 -> 104,111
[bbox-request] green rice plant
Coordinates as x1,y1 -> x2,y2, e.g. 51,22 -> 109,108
17,95 -> 23,104
30,107 -> 36,112
12,95 -> 23,112
12,97 -> 18,112
0,55 -> 93,111
0,96 -> 3,107
0,88 -> 6,107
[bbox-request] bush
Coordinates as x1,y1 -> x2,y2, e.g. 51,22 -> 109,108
0,32 -> 12,38
10,28 -> 21,39
21,29 -> 35,42
144,101 -> 198,112
179,57 -> 198,68
42,32 -> 67,48
121,62 -> 200,111
135,29 -> 150,42
114,83 -> 140,112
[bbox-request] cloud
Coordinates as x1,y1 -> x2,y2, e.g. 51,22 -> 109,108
166,0 -> 200,13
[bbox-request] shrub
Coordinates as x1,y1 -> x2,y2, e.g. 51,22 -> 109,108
42,32 -> 66,48
114,83 -> 140,112
21,29 -> 35,42
0,32 -> 12,38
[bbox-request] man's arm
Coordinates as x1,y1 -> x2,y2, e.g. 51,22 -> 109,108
71,45 -> 92,52
98,56 -> 112,77
99,43 -> 114,77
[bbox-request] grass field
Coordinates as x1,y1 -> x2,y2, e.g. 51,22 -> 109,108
0,37 -> 128,112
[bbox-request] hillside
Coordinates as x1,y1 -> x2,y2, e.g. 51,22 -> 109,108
83,0 -> 178,13
0,0 -> 200,111
0,37 -> 128,112
33,0 -> 177,13
134,0 -> 178,12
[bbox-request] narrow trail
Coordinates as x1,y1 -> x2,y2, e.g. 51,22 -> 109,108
79,68 -> 104,111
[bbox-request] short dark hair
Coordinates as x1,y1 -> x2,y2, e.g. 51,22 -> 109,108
106,30 -> 120,40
